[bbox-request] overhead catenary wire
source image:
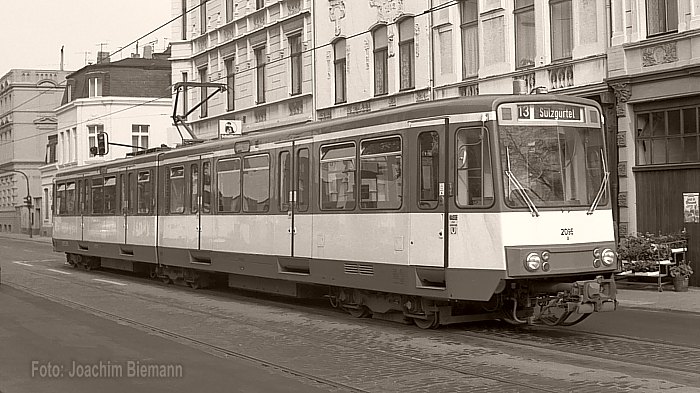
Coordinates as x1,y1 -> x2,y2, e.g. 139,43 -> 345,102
3,0 -> 461,147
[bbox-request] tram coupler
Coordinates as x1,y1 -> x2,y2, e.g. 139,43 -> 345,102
531,275 -> 617,314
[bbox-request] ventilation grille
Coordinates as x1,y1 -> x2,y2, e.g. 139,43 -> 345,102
344,263 -> 374,276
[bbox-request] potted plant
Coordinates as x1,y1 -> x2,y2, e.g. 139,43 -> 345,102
670,261 -> 694,292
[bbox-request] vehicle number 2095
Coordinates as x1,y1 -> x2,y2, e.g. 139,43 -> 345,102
561,228 -> 574,236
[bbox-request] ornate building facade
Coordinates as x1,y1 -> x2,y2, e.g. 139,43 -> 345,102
608,0 -> 700,285
169,0 -> 314,138
0,69 -> 70,235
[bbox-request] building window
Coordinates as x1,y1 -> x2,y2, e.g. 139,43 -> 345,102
66,84 -> 72,102
636,107 -> 700,165
646,0 -> 678,36
88,77 -> 102,97
200,0 -> 207,34
550,0 -> 573,61
461,0 -> 479,78
399,18 -> 415,90
88,125 -> 103,156
373,26 -> 388,96
132,124 -> 149,152
289,34 -> 302,96
334,39 -> 347,104
225,58 -> 235,111
255,47 -> 266,104
199,67 -> 208,118
46,135 -> 57,164
226,0 -> 234,23
515,0 -> 535,68
256,0 -> 264,10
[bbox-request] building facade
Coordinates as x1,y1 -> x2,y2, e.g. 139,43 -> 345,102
39,56 -> 177,237
0,69 -> 70,235
608,0 -> 700,285
169,0 -> 314,138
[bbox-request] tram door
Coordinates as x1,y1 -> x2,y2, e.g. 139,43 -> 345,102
409,125 -> 448,267
279,142 -> 313,257
195,158 -> 214,251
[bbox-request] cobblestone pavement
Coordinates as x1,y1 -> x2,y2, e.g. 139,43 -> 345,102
2,246 -> 699,393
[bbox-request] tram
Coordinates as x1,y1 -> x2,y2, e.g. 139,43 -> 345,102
53,94 -> 617,328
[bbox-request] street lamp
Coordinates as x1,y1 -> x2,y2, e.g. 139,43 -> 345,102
0,168 -> 33,238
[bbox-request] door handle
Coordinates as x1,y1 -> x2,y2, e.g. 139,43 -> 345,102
438,230 -> 443,239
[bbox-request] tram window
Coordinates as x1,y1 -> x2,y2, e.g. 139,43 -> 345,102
56,183 -> 66,216
128,172 -> 135,215
360,136 -> 402,209
279,151 -> 291,211
243,154 -> 270,213
168,166 -> 185,214
202,161 -> 211,213
190,163 -> 199,214
455,128 -> 494,207
66,182 -> 76,214
92,178 -> 104,215
297,148 -> 309,212
83,179 -> 91,215
137,171 -> 151,214
418,132 -> 439,209
120,174 -> 128,214
320,142 -> 356,210
104,176 -> 117,214
217,158 -> 241,213
77,179 -> 83,215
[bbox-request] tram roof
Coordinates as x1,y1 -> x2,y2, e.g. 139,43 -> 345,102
56,93 -> 597,177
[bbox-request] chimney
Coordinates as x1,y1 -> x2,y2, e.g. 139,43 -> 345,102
97,51 -> 110,64
60,46 -> 64,71
143,45 -> 153,59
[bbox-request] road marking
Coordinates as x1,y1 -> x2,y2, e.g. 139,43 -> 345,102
92,278 -> 127,286
12,261 -> 34,267
46,269 -> 72,275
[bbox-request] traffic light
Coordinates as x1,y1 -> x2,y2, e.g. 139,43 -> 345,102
96,132 -> 109,156
24,196 -> 32,206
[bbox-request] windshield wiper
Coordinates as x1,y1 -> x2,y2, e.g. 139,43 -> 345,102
587,149 -> 609,215
505,148 -> 539,217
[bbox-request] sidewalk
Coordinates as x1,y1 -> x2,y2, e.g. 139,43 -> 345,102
1,233 -> 698,314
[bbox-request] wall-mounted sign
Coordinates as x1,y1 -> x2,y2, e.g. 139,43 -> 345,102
683,192 -> 699,223
219,120 -> 242,138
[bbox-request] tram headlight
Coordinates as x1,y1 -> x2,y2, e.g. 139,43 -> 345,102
524,252 -> 541,272
601,248 -> 616,266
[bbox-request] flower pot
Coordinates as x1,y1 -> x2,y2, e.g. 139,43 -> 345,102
673,276 -> 689,292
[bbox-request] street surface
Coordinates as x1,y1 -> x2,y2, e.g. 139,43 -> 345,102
1,237 -> 699,392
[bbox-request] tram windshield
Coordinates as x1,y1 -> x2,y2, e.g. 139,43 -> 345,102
499,125 -> 608,209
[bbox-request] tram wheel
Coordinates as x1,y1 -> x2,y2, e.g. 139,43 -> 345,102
161,277 -> 172,285
413,313 -> 439,329
188,280 -> 201,290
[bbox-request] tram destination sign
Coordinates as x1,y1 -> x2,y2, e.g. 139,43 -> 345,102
517,104 -> 582,121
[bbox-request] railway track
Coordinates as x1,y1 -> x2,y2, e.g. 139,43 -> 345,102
6,261 -> 700,391
6,267 -> 562,392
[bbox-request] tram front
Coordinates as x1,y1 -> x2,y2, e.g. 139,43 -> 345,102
494,98 -> 617,326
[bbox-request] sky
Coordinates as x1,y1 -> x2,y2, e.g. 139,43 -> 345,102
0,0 -> 172,76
